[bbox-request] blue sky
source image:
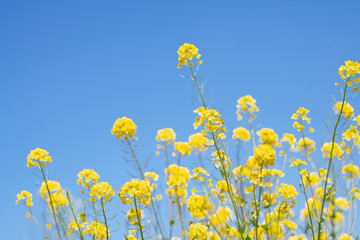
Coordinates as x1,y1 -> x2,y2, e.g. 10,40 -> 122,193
1,1 -> 360,239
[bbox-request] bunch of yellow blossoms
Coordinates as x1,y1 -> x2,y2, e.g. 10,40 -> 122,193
155,128 -> 176,144
119,179 -> 153,206
193,107 -> 226,135
177,43 -> 202,68
165,164 -> 190,202
39,180 -> 68,210
26,148 -> 52,168
232,127 -> 250,141
83,221 -> 107,240
236,95 -> 259,121
111,116 -> 137,140
89,182 -> 115,203
77,169 -> 100,188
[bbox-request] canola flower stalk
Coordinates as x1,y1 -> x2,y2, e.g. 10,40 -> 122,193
189,65 -> 246,240
317,77 -> 350,240
37,159 -> 62,240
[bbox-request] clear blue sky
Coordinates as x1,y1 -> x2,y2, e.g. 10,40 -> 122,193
1,1 -> 360,239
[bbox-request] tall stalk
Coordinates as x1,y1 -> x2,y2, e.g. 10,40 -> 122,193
317,77 -> 349,239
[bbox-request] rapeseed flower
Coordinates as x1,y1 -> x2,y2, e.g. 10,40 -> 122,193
89,182 -> 115,203
236,95 -> 259,121
232,127 -> 250,141
156,128 -> 176,144
342,164 -> 360,179
83,221 -> 107,240
119,179 -> 152,206
111,117 -> 137,140
296,137 -> 315,154
257,128 -> 278,147
254,144 -> 276,168
187,223 -> 209,240
188,133 -> 208,152
27,148 -> 52,168
77,169 -> 100,189
277,183 -> 298,199
187,194 -> 211,220
321,142 -> 343,159
334,101 -> 354,119
174,141 -> 191,156
177,43 -> 201,69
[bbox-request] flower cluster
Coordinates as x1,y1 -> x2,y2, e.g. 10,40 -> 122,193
177,43 -> 201,68
119,179 -> 153,206
39,180 -> 68,210
89,182 -> 115,203
155,128 -> 176,144
111,117 -> 137,140
236,95 -> 259,121
77,169 -> 100,189
27,148 -> 52,168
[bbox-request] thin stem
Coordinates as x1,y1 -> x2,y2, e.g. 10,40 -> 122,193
126,139 -> 166,238
66,191 -> 84,240
101,198 -> 110,240
38,161 -> 62,239
134,197 -> 145,240
317,77 -> 350,239
297,166 -> 316,240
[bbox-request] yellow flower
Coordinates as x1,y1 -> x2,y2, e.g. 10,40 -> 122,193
119,179 -> 152,206
338,60 -> 360,80
232,127 -> 250,141
16,191 -> 33,208
165,164 -> 190,188
39,181 -> 68,210
188,133 -> 208,152
191,167 -> 209,182
155,128 -> 176,144
254,144 -> 276,168
27,148 -> 52,168
187,195 -> 211,220
177,43 -> 201,68
89,182 -> 115,203
174,141 -> 191,156
257,128 -> 278,147
193,107 -> 225,133
187,223 -> 209,240
321,142 -> 343,159
83,221 -> 107,240
126,235 -> 137,240
281,133 -> 297,150
282,220 -> 297,230
342,164 -> 360,179
236,95 -> 259,120
111,117 -> 137,140
342,125 -> 360,144
334,101 -> 354,119
338,234 -> 353,240
277,183 -> 298,199
126,208 -> 144,225
354,115 -> 360,128
144,172 -> 159,181
77,169 -> 100,189
335,197 -> 350,210
302,172 -> 321,188
209,207 -> 232,226
290,159 -> 307,167
296,137 -> 315,154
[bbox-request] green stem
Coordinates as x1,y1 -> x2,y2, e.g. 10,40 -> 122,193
38,161 -> 62,239
126,139 -> 166,238
317,77 -> 350,239
134,197 -> 145,240
101,198 -> 110,240
297,166 -> 316,240
190,66 -> 245,239
66,191 -> 84,240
